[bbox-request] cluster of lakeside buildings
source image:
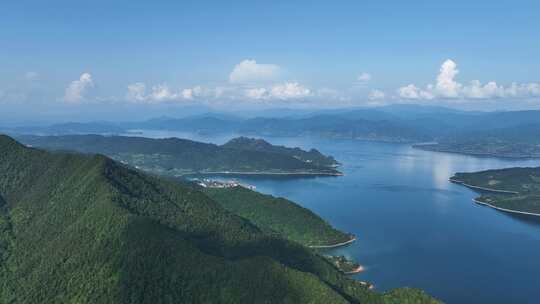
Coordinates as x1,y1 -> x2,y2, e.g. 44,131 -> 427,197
194,178 -> 256,190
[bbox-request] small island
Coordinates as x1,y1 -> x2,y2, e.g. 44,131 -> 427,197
451,167 -> 540,216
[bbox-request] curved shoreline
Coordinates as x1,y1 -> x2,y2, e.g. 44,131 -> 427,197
414,145 -> 540,160
188,171 -> 344,176
344,265 -> 365,275
449,178 -> 519,194
308,236 -> 356,249
451,178 -> 540,216
473,198 -> 540,217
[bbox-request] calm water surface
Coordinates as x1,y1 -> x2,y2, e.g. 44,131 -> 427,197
130,130 -> 540,304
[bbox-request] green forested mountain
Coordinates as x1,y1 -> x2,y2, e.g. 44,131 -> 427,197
0,135 -> 439,303
16,134 -> 342,176
451,167 -> 540,215
203,186 -> 351,247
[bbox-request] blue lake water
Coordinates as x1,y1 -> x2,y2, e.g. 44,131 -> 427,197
128,130 -> 540,304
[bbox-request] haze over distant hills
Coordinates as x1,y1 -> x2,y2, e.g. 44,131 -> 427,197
3,105 -> 540,158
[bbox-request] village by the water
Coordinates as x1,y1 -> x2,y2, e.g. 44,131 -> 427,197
193,178 -> 256,190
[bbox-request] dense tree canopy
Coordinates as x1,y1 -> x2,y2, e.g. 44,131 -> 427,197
0,135 -> 439,303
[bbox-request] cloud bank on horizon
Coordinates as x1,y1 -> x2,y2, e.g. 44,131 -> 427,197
1,0 -> 539,116
398,60 -> 540,101
54,58 -> 540,107
2,59 -> 540,110
120,59 -> 312,104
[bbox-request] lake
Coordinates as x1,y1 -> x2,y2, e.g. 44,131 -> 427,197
128,130 -> 540,304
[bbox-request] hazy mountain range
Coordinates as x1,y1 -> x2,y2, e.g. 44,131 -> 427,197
2,104 -> 540,157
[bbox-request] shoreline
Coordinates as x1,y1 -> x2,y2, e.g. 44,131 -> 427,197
308,236 -> 356,249
189,171 -> 344,177
344,265 -> 365,275
451,178 -> 540,216
414,145 -> 540,160
473,198 -> 540,217
359,281 -> 375,290
449,178 -> 519,194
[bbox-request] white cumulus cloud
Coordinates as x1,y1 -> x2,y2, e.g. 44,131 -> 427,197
368,89 -> 385,100
434,59 -> 461,98
243,82 -> 311,100
244,87 -> 268,99
126,82 -> 204,103
357,72 -> 372,83
126,82 -> 147,101
181,86 -> 202,100
64,73 -> 94,102
270,82 -> 311,99
229,59 -> 281,84
149,84 -> 178,101
398,84 -> 434,100
398,59 -> 540,101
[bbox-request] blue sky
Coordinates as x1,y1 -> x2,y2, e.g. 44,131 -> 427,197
1,0 -> 540,121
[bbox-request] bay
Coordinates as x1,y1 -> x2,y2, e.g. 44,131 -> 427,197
127,130 -> 540,304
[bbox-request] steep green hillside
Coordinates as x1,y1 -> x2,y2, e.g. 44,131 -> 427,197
16,134 -> 342,176
0,135 -> 439,303
203,186 -> 352,247
451,167 -> 540,215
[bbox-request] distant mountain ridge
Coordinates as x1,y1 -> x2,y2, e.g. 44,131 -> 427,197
5,105 -> 540,157
416,122 -> 540,158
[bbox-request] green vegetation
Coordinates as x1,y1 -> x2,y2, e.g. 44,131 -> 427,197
452,167 -> 540,214
415,142 -> 540,159
0,135 -> 439,303
324,255 -> 362,274
415,123 -> 540,159
203,186 -> 352,247
16,134 -> 342,176
222,136 -> 339,168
